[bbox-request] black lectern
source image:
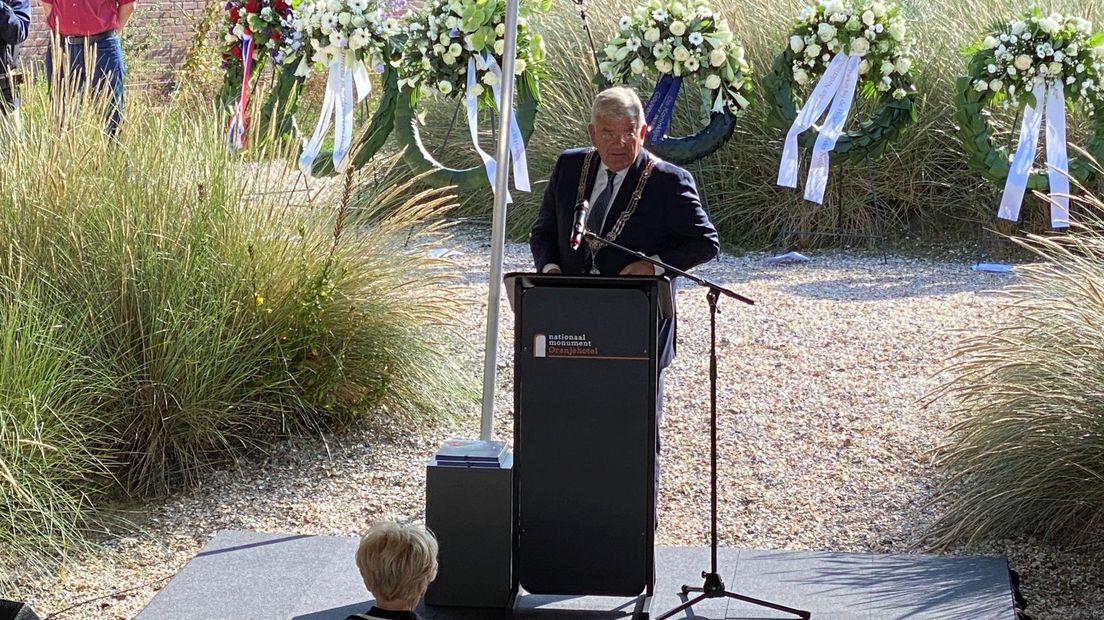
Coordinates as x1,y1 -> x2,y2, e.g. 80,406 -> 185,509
506,273 -> 672,602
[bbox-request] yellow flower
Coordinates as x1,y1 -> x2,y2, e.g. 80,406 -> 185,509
255,294 -> 265,307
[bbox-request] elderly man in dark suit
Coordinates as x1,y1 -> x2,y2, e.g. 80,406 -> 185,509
0,0 -> 30,113
530,86 -> 719,366
529,86 -> 720,492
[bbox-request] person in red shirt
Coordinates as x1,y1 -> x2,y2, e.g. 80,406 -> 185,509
42,0 -> 135,133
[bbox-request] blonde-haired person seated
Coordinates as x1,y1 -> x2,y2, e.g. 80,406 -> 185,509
348,521 -> 439,620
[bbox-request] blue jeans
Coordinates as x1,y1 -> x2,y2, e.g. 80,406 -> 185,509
45,33 -> 125,134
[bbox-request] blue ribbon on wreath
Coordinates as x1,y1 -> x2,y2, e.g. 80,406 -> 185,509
644,74 -> 682,144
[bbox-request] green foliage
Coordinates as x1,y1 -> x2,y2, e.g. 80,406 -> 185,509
259,68 -> 307,140
120,18 -> 168,89
0,84 -> 473,584
0,280 -> 111,585
929,185 -> 1104,546
178,0 -> 230,98
182,1 -> 225,67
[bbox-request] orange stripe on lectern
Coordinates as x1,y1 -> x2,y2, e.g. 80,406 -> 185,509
544,354 -> 649,361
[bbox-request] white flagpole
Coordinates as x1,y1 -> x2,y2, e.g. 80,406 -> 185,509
479,0 -> 520,440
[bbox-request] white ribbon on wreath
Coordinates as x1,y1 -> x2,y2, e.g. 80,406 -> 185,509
463,52 -> 530,199
298,50 -> 373,176
777,52 -> 862,204
997,79 -> 1070,229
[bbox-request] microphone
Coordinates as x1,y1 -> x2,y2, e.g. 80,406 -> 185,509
570,199 -> 590,251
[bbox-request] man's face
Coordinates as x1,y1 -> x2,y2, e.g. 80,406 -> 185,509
587,114 -> 647,172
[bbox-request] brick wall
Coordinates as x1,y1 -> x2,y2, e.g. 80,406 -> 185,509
20,1 -> 211,75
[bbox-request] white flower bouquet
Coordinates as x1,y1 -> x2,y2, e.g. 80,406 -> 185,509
397,0 -> 548,106
788,0 -> 913,100
969,7 -> 1104,111
958,8 -> 1104,229
290,0 -> 402,77
598,0 -> 752,116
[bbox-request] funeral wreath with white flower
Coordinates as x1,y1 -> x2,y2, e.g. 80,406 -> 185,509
597,0 -> 753,163
219,0 -> 301,149
392,0 -> 548,191
955,7 -> 1104,195
766,0 -> 918,164
292,0 -> 404,174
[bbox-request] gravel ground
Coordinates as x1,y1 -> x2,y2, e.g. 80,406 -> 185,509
14,225 -> 1104,619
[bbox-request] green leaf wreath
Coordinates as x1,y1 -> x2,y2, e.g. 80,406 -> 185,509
596,0 -> 753,164
764,0 -> 918,163
955,7 -> 1104,190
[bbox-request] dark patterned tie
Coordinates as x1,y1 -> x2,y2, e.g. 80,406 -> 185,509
587,170 -> 618,236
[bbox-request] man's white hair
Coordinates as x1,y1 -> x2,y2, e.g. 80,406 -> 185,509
591,87 -> 645,125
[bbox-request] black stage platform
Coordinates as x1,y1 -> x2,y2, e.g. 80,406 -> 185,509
136,530 -> 1015,620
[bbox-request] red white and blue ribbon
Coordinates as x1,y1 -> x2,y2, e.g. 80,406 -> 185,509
227,33 -> 254,151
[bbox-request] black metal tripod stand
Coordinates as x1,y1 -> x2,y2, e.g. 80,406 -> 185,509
581,231 -> 809,620
654,286 -> 810,620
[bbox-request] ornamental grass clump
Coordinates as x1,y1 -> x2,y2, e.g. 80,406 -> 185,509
0,280 -> 112,586
930,185 -> 1104,547
0,83 -> 471,580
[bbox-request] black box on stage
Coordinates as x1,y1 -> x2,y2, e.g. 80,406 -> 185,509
0,600 -> 39,620
506,273 -> 670,598
424,452 -> 513,608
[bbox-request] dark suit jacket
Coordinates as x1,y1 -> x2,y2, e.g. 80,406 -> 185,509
0,0 -> 30,110
529,147 -> 719,367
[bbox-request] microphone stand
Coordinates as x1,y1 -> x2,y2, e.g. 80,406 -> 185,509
582,231 -> 751,304
583,232 -> 811,620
